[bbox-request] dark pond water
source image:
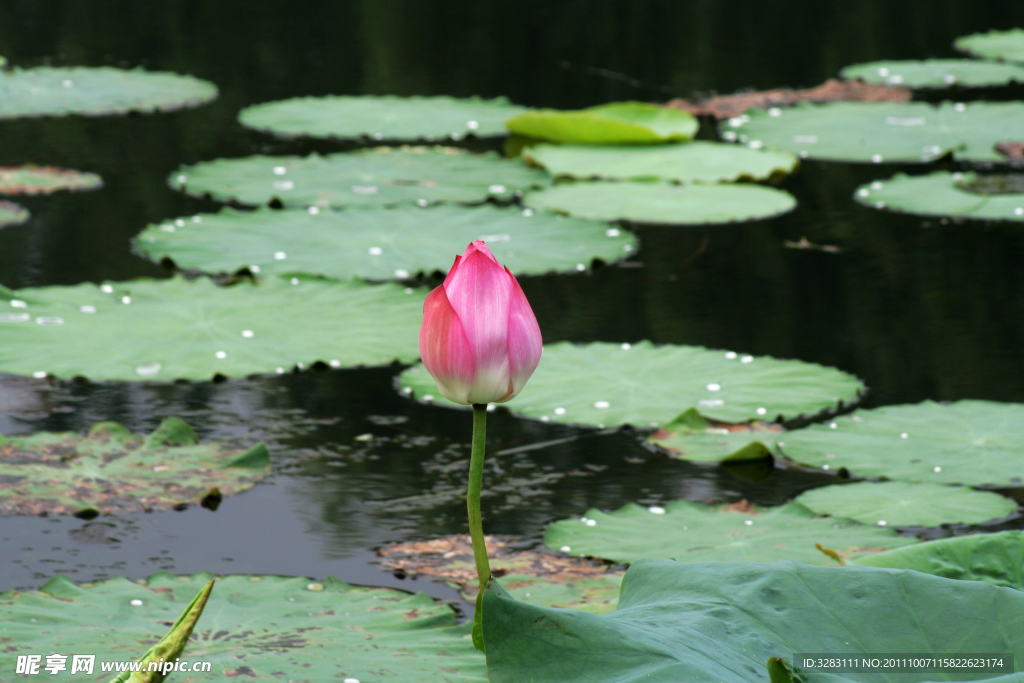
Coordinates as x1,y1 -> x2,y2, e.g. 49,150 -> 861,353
2,0 -> 1024,617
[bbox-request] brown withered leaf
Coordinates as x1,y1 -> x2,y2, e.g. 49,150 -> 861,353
667,78 -> 911,120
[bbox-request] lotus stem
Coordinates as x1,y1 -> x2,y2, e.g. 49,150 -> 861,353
468,403 -> 491,651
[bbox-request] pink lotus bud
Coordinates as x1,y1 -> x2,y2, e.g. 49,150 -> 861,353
419,241 -> 542,405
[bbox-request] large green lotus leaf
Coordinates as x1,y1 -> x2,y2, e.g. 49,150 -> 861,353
795,481 -> 1018,528
855,171 -> 1024,222
377,535 -> 622,614
0,200 -> 29,227
134,205 -> 636,280
956,29 -> 1024,63
543,500 -> 916,565
0,67 -> 217,119
239,95 -> 530,141
647,408 -> 781,462
840,59 -> 1024,88
506,102 -> 698,144
483,559 -> 1024,683
853,531 -> 1024,589
0,276 -> 424,381
0,418 -> 269,515
399,341 -> 863,426
524,180 -> 796,224
524,141 -> 798,182
0,166 -> 103,195
172,147 -> 547,208
724,101 -> 1024,163
774,400 -> 1024,487
1,573 -> 485,682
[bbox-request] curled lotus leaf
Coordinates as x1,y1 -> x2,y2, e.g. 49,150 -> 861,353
0,275 -> 424,381
0,573 -> 486,682
399,341 -> 863,427
0,166 -> 103,195
955,29 -> 1024,63
0,417 -> 269,515
0,67 -> 217,119
724,101 -> 1024,163
840,59 -> 1024,88
0,200 -> 29,228
855,171 -> 1024,222
524,141 -> 798,183
543,499 -> 916,565
134,205 -> 637,281
171,146 -> 548,208
647,408 -> 781,463
506,101 -> 698,144
524,180 -> 797,224
795,480 -> 1018,528
775,400 -> 1024,487
239,94 -> 530,141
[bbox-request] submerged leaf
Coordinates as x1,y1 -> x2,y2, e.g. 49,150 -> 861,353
239,94 -> 529,140
0,418 -> 269,515
0,200 -> 29,227
0,67 -> 217,119
507,102 -> 698,144
135,205 -> 636,280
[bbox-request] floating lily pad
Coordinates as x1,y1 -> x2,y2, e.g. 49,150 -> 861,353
506,102 -> 698,144
0,275 -> 424,381
134,205 -> 636,281
378,535 -> 622,614
399,341 -> 863,427
0,200 -> 29,227
172,146 -> 547,209
0,67 -> 217,119
795,481 -> 1018,528
524,180 -> 796,224
724,101 -> 1024,163
956,29 -> 1024,63
0,166 -> 103,195
524,141 -> 798,183
240,95 -> 530,141
647,408 -> 780,462
775,400 -> 1024,487
0,418 -> 269,515
542,500 -> 916,565
1,573 -> 485,682
483,559 -> 1024,683
853,531 -> 1024,589
855,171 -> 1024,222
840,59 -> 1024,88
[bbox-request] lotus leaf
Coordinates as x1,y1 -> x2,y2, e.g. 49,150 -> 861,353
840,59 -> 1024,88
774,400 -> 1024,487
483,559 -> 1024,682
524,180 -> 796,224
506,101 -> 698,144
855,171 -> 1024,222
1,573 -> 485,682
853,531 -> 1024,589
543,500 -> 916,565
0,418 -> 269,515
0,200 -> 29,227
134,205 -> 636,281
956,29 -> 1024,63
524,141 -> 798,182
0,166 -> 102,195
0,67 -> 217,119
239,94 -> 530,141
647,408 -> 780,462
725,101 -> 1024,163
399,341 -> 863,426
377,535 -> 622,614
172,147 -> 547,208
0,275 -> 424,381
795,481 -> 1018,528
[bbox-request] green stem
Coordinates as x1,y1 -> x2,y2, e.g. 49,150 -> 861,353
468,403 -> 490,651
